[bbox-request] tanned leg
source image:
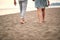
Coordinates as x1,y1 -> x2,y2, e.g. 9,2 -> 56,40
42,8 -> 45,22
37,8 -> 43,23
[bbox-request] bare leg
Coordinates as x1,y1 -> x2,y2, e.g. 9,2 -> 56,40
42,8 -> 45,22
37,8 -> 43,23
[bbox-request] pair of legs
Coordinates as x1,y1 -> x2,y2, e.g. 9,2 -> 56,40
37,8 -> 45,23
34,0 -> 49,24
18,0 -> 27,24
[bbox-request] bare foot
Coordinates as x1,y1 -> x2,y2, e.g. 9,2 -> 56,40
20,18 -> 24,24
42,20 -> 46,23
39,21 -> 43,24
40,20 -> 46,23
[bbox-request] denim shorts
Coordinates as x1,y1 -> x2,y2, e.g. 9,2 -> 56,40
35,0 -> 48,8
